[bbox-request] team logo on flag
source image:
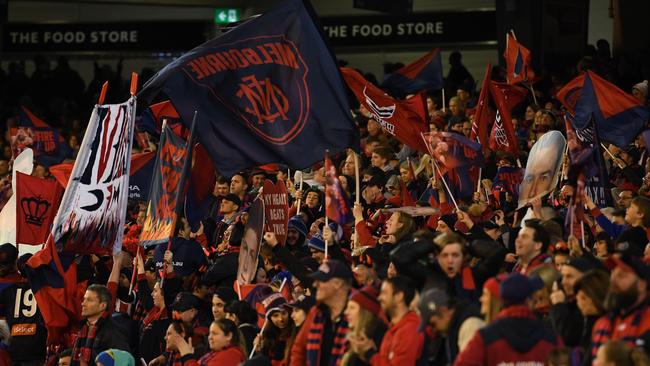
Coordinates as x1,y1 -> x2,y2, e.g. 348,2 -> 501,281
492,111 -> 509,148
363,87 -> 397,134
182,37 -> 309,145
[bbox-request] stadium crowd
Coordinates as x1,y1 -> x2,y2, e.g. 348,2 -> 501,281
0,38 -> 648,366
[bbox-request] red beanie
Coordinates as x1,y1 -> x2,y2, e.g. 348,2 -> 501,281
349,285 -> 386,323
483,274 -> 508,299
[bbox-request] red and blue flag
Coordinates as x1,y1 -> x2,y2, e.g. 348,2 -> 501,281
422,131 -> 484,200
382,48 -> 443,95
341,67 -> 430,152
140,123 -> 192,247
325,156 -> 353,224
140,0 -> 359,176
10,106 -> 71,167
556,70 -> 649,148
504,31 -> 535,85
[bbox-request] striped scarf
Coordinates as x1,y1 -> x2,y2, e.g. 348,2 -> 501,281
165,350 -> 183,366
306,306 -> 349,366
71,312 -> 109,365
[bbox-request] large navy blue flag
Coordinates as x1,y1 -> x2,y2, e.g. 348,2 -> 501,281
140,0 -> 359,176
382,49 -> 443,96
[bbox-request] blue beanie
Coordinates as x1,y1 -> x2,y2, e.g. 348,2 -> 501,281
288,215 -> 308,236
96,349 -> 135,366
308,232 -> 325,252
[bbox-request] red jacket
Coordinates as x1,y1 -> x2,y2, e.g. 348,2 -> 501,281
181,346 -> 246,366
368,311 -> 424,366
590,299 -> 650,358
454,305 -> 560,366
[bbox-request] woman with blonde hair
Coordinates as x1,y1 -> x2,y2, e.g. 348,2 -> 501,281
343,285 -> 388,366
479,274 -> 507,324
528,265 -> 560,319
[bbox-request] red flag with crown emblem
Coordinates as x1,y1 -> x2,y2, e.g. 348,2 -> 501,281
15,173 -> 63,245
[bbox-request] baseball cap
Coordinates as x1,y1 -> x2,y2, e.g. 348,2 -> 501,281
172,292 -> 199,312
605,253 -> 650,280
564,257 -> 601,273
500,273 -> 544,305
284,295 -> 316,313
308,259 -> 353,282
222,193 -> 242,208
417,288 -> 450,331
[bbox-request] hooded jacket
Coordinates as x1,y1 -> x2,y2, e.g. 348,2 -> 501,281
454,305 -> 560,366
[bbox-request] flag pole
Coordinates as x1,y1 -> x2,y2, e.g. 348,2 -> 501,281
324,151 -> 329,260
354,152 -> 360,204
442,88 -> 446,113
249,277 -> 287,359
475,137 -> 482,194
353,152 -> 360,250
296,173 -> 304,216
432,159 -> 459,211
98,81 -> 108,105
600,143 -> 625,169
236,281 -> 242,301
128,246 -> 139,297
130,72 -> 139,96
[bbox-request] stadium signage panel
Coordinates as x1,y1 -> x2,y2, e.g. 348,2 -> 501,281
321,11 -> 496,47
2,21 -> 207,52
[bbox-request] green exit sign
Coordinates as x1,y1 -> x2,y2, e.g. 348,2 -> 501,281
214,8 -> 240,24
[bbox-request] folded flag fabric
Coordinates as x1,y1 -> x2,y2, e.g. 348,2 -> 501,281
382,48 -> 443,95
556,70 -> 649,148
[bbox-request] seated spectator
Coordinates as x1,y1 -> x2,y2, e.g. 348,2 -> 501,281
173,318 -> 247,365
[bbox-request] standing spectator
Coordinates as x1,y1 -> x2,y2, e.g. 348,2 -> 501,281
70,285 -> 130,365
446,52 -> 474,104
455,273 -> 561,366
342,285 -> 388,365
512,219 -> 553,274
290,260 -> 353,366
549,255 -> 600,347
418,288 -> 484,365
573,270 -> 610,365
590,254 -> 650,357
353,276 -> 424,366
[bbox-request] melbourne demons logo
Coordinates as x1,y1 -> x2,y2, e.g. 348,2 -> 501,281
183,35 -> 309,145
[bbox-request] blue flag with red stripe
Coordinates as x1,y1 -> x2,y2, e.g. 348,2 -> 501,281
382,49 -> 443,95
557,71 -> 649,148
140,0 -> 359,176
10,106 -> 71,167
